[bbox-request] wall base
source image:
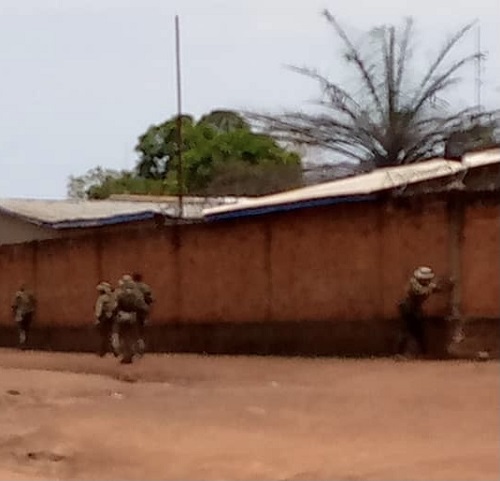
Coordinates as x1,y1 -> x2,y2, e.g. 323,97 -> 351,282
0,318 -> 497,359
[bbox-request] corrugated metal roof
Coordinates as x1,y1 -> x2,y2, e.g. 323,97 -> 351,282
204,149 -> 500,220
2,150 -> 498,228
0,199 -> 168,229
108,194 -> 247,204
0,196 -> 239,229
0,195 -> 250,229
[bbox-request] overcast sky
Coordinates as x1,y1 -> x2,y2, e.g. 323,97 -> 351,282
1,0 -> 499,199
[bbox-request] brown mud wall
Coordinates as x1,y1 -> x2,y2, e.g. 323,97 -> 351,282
0,196 -> 498,357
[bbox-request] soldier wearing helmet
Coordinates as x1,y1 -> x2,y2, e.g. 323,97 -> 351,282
397,266 -> 451,357
11,284 -> 36,350
94,281 -> 117,357
113,273 -> 147,364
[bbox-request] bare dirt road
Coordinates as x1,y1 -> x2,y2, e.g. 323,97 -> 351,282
0,349 -> 498,480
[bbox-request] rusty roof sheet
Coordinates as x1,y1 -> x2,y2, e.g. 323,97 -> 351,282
204,149 -> 500,220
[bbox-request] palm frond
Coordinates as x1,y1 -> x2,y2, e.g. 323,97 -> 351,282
323,10 -> 385,118
395,18 -> 413,100
410,53 -> 482,120
412,22 -> 476,104
250,16 -> 497,168
382,26 -> 396,118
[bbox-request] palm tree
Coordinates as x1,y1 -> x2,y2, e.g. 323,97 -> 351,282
252,11 -> 498,168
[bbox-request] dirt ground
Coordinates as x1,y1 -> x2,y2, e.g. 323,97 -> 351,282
0,350 -> 498,481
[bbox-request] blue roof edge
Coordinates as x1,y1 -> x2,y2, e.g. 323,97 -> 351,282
204,194 -> 378,222
46,211 -> 159,229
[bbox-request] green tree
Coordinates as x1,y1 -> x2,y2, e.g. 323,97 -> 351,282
251,12 -> 499,168
135,115 -> 196,180
87,173 -> 168,200
199,110 -> 249,132
67,167 -> 168,200
67,167 -> 124,199
135,110 -> 301,195
68,110 -> 302,199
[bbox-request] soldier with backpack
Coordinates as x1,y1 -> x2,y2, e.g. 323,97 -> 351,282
132,272 -> 154,356
113,274 -> 148,364
11,284 -> 36,349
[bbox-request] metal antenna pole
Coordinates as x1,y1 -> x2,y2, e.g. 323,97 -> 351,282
175,15 -> 184,218
475,22 -> 482,112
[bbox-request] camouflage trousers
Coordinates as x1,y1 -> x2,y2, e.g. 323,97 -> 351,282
15,313 -> 33,349
136,311 -> 148,356
114,312 -> 139,364
96,318 -> 116,357
397,304 -> 426,356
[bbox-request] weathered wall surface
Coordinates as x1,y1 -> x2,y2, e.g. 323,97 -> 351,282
380,199 -> 452,320
0,216 -> 157,247
269,203 -> 381,322
0,213 -> 60,245
0,195 -> 498,356
0,243 -> 36,321
35,239 -> 100,327
461,200 -> 500,318
179,220 -> 269,324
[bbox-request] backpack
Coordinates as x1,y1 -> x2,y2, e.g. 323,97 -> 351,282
117,286 -> 140,312
143,290 -> 153,306
137,282 -> 153,306
14,291 -> 35,315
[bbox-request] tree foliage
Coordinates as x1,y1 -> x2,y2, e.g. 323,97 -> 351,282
199,110 -> 249,132
251,12 -> 499,168
67,167 -> 124,199
67,167 -> 168,200
68,110 -> 302,199
135,110 -> 301,195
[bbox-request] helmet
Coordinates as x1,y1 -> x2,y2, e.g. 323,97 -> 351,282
413,266 -> 435,281
97,281 -> 112,293
120,274 -> 135,289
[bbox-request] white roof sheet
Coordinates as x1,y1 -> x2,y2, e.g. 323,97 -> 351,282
0,197 -> 242,228
0,199 -> 163,224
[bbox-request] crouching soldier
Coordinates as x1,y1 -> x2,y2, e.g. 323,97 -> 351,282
94,281 -> 117,357
132,273 -> 154,356
397,266 -> 452,358
114,275 -> 147,364
12,285 -> 36,349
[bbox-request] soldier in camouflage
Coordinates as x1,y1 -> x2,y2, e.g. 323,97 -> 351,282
114,274 -> 148,364
94,281 -> 117,357
132,272 -> 154,356
397,266 -> 450,357
11,285 -> 36,349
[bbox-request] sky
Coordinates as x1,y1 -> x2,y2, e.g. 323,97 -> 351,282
1,0 -> 499,199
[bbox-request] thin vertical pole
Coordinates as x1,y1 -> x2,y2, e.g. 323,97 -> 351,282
475,22 -> 482,112
175,15 -> 184,218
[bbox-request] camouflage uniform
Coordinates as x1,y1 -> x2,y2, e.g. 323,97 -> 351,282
11,286 -> 36,349
114,275 -> 147,364
397,267 -> 439,356
133,277 -> 154,356
94,282 -> 117,357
